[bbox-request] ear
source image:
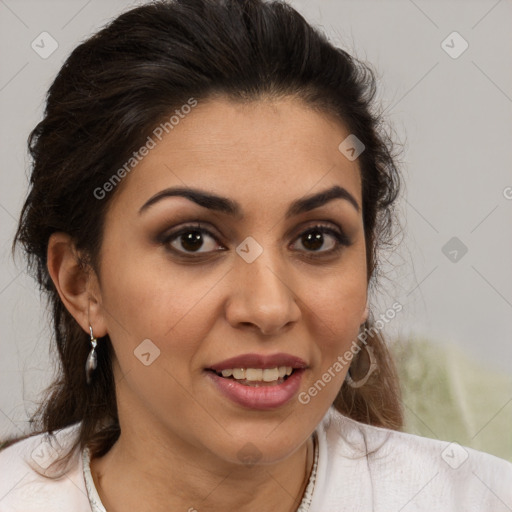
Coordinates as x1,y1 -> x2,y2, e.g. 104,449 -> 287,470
361,301 -> 369,325
46,232 -> 108,338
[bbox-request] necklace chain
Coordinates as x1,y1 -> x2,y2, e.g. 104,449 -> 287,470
85,434 -> 318,512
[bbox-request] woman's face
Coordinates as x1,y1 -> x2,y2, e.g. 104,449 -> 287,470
93,95 -> 368,465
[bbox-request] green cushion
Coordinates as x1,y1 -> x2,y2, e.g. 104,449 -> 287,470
391,336 -> 512,462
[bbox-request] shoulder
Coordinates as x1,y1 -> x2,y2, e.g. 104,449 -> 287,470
310,407 -> 512,512
0,423 -> 91,512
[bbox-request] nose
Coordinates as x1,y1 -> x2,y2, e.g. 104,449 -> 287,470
225,249 -> 301,336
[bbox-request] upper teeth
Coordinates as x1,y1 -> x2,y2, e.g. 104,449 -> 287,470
219,366 -> 293,381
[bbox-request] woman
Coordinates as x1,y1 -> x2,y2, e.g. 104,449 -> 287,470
0,0 -> 510,511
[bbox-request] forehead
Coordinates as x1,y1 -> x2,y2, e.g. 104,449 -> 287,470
108,96 -> 362,217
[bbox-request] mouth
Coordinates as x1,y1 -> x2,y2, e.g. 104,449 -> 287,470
205,366 -> 297,387
204,353 -> 308,410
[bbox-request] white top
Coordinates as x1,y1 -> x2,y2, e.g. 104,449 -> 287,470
1,406 -> 511,511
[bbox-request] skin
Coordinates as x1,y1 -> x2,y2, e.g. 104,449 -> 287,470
47,95 -> 369,512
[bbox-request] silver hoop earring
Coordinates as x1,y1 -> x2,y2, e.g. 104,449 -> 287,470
85,326 -> 98,385
345,343 -> 378,389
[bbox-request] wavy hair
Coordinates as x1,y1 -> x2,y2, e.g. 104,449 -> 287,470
2,0 -> 404,474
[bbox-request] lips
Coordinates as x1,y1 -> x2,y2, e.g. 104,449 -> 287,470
204,352 -> 309,409
205,367 -> 306,410
207,353 -> 308,372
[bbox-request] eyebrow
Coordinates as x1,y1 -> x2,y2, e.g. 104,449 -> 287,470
138,184 -> 360,218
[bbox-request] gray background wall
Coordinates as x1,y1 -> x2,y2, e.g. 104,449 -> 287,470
1,0 -> 511,440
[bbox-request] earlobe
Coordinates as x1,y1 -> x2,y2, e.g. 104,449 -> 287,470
46,232 -> 107,337
361,303 -> 369,325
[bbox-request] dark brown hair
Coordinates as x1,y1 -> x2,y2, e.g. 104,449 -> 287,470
2,0 -> 403,472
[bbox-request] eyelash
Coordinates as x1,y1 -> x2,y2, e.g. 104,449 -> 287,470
159,222 -> 352,259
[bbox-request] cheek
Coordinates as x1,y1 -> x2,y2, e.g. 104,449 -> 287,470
309,264 -> 367,336
97,249 -> 213,416
302,259 -> 367,388
98,239 -> 223,368
301,288 -> 364,409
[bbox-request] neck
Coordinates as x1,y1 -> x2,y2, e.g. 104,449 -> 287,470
89,428 -> 315,512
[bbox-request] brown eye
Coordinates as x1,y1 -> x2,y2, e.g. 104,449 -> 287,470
176,230 -> 207,252
161,224 -> 223,254
291,225 -> 351,254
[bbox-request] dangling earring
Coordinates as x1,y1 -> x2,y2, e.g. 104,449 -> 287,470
345,322 -> 378,388
85,326 -> 98,385
345,344 -> 377,388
